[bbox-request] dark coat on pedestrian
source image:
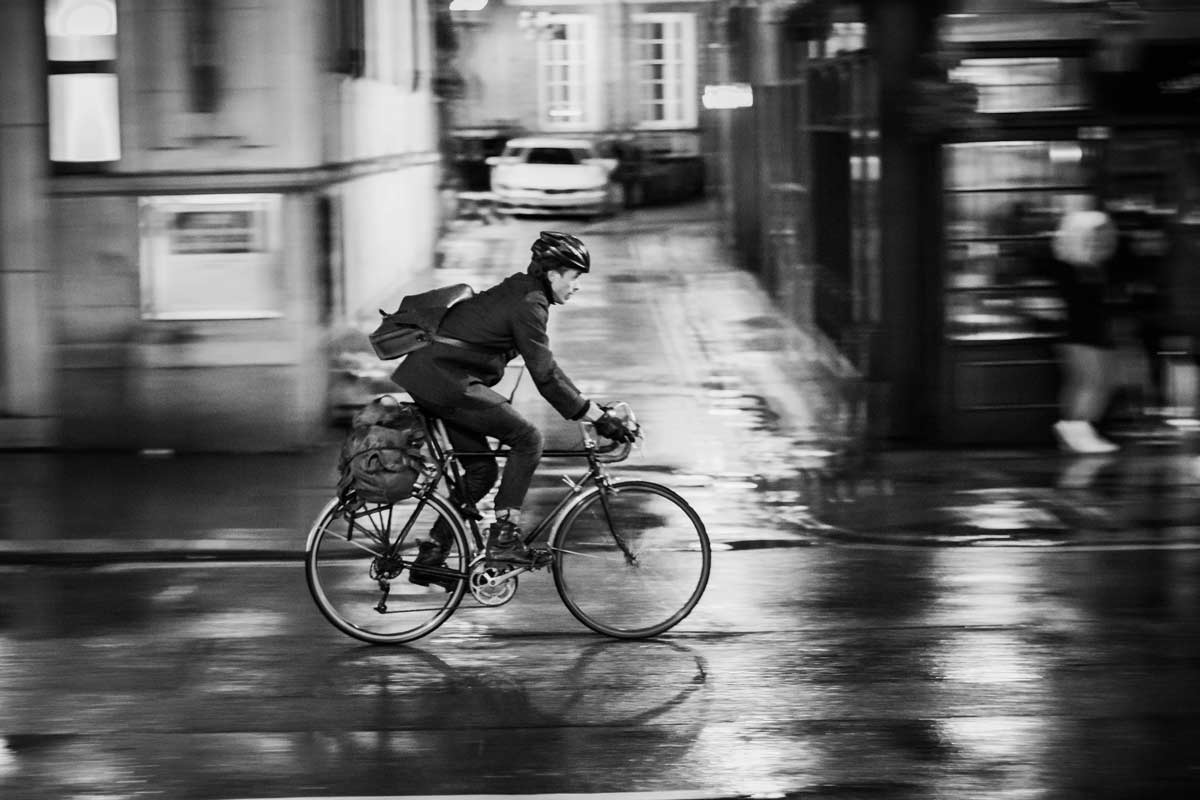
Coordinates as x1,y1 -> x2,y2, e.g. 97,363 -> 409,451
1162,216 -> 1200,343
391,272 -> 589,420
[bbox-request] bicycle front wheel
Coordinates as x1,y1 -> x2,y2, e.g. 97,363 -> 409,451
552,480 -> 711,639
305,494 -> 469,644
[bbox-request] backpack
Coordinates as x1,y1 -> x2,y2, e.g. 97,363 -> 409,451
336,397 -> 431,507
369,283 -> 482,360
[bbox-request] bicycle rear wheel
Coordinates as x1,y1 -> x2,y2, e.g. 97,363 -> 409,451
552,480 -> 711,639
305,494 -> 469,644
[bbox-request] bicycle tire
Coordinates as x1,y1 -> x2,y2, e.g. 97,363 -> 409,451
305,494 -> 469,644
552,480 -> 711,639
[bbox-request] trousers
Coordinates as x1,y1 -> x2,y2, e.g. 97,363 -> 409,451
413,395 -> 544,525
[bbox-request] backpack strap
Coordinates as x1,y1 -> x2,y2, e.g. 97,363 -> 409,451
430,333 -> 503,355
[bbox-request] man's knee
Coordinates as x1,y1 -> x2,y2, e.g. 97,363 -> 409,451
509,423 -> 543,457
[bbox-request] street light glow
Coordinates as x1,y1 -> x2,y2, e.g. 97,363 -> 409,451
702,83 -> 753,110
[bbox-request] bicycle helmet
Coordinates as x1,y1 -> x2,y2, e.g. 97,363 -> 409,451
531,231 -> 590,273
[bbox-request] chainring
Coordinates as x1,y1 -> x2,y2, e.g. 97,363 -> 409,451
468,562 -> 519,606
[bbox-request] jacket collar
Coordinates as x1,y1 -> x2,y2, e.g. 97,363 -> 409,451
513,270 -> 555,305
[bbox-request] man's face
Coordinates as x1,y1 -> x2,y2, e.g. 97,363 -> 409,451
547,268 -> 585,304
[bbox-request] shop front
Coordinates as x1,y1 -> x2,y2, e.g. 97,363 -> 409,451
715,0 -> 1200,445
936,10 -> 1200,444
937,51 -> 1097,444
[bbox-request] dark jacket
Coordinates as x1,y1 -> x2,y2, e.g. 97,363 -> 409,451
1047,254 -> 1113,347
391,272 -> 589,419
1163,218 -> 1200,340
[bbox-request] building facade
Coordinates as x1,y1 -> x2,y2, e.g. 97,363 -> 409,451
720,0 -> 1200,445
444,0 -> 718,193
0,0 -> 442,451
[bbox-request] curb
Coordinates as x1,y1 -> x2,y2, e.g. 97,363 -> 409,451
0,531 -> 303,566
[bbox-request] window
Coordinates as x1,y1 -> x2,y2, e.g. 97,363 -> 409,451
333,0 -> 365,77
949,58 -> 1087,113
185,0 -> 220,113
365,0 -> 422,89
632,13 -> 697,129
538,15 -> 598,130
334,0 -> 424,90
45,0 -> 120,164
527,147 -> 587,165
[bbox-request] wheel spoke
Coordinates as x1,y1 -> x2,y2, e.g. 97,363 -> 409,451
332,534 -> 391,559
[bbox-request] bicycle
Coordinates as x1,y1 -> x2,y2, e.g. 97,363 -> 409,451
305,399 -> 712,644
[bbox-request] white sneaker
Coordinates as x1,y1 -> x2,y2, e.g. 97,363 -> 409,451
1054,420 -> 1119,454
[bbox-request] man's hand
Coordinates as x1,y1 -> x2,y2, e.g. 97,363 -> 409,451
594,408 -> 637,443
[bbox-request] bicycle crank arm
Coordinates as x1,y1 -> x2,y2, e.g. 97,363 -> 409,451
480,566 -> 531,587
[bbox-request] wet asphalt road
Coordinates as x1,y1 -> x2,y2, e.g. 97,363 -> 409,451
3,205 -> 1200,799
4,544 -> 1200,799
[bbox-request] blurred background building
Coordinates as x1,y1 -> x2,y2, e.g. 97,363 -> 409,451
716,0 -> 1200,445
1,0 -> 441,451
441,0 -> 710,205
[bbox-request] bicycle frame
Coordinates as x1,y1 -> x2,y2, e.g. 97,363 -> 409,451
409,413 -> 622,557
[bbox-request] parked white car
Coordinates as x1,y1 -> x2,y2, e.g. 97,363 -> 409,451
486,137 -> 619,216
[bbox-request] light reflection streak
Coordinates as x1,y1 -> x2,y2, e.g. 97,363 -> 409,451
0,736 -> 15,778
691,723 -> 817,794
935,629 -> 1040,684
938,715 -> 1052,763
180,610 -> 289,638
924,551 -> 1060,785
711,480 -> 760,491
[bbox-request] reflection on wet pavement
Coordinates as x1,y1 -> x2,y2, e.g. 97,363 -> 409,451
6,544 -> 1196,800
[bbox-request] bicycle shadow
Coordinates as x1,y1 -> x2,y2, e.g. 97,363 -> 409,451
313,638 -> 710,730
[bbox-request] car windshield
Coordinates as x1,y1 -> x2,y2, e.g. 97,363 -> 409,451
525,147 -> 590,165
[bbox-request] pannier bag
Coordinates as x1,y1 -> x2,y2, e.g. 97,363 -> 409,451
337,397 -> 431,507
369,284 -> 478,360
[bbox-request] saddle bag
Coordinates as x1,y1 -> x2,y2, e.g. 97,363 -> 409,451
337,397 -> 431,506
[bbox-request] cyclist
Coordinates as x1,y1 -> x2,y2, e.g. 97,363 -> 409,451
392,231 -> 637,588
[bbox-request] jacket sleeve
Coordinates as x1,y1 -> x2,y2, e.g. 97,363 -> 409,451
512,297 -> 589,419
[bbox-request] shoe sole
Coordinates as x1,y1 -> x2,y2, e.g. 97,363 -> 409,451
408,569 -> 458,592
409,578 -> 456,593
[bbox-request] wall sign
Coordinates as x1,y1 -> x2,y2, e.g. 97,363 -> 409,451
139,194 -> 284,320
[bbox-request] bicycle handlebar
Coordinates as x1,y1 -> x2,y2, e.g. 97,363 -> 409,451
580,401 -> 640,462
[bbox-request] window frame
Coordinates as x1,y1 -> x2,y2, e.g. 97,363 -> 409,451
631,11 -> 698,130
536,13 -> 600,132
138,194 -> 286,321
